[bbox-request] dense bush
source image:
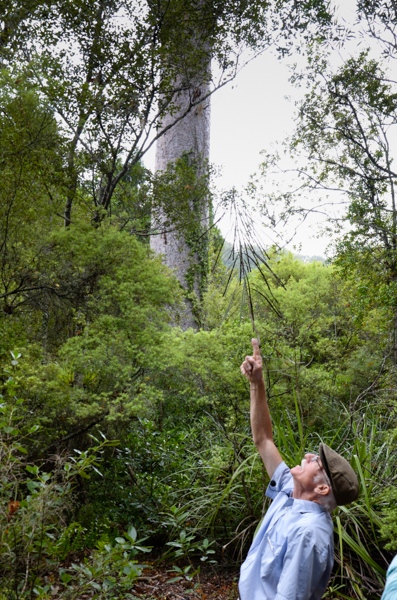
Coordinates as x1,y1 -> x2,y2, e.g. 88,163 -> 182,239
2,249 -> 397,598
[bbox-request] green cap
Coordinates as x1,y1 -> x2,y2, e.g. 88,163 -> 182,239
319,443 -> 359,506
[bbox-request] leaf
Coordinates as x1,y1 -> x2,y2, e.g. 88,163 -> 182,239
90,582 -> 101,591
26,480 -> 38,492
134,545 -> 151,553
26,465 -> 39,475
336,526 -> 386,576
169,566 -> 183,573
15,445 -> 28,454
115,537 -> 126,544
127,525 -> 137,542
60,572 -> 72,584
3,426 -> 19,434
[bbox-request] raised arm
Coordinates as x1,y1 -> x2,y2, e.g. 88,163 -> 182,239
240,339 -> 282,479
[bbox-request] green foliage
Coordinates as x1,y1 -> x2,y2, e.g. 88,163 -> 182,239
161,507 -> 217,593
54,522 -> 87,559
0,69 -> 67,317
286,48 -> 397,319
0,222 -> 183,451
1,0 -> 334,227
152,156 -> 213,315
2,238 -> 396,600
0,356 -> 121,598
379,486 -> 397,552
58,526 -> 151,600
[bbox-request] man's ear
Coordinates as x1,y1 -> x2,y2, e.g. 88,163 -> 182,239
314,483 -> 330,497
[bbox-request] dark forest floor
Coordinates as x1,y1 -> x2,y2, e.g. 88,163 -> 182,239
131,564 -> 240,600
46,556 -> 349,599
45,559 -> 240,599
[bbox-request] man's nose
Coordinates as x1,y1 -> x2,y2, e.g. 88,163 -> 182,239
305,453 -> 316,460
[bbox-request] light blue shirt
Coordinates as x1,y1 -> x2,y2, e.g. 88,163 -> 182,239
381,555 -> 397,600
239,461 -> 334,600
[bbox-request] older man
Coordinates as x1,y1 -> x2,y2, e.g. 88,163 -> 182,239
239,339 -> 359,600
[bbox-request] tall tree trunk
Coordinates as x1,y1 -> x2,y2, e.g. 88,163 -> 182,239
151,79 -> 211,330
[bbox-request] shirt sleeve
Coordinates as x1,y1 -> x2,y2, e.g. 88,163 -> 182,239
274,526 -> 331,600
266,461 -> 293,499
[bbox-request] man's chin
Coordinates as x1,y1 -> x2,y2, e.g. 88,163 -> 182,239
290,465 -> 302,477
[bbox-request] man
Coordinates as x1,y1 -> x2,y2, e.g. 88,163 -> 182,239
239,339 -> 359,600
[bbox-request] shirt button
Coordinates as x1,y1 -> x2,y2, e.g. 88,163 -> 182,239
270,480 -> 276,486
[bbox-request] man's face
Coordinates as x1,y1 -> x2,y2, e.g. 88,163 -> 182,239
290,453 -> 327,492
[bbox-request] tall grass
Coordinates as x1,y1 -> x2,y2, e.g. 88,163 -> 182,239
161,396 -> 392,599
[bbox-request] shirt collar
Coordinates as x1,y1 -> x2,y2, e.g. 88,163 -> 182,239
285,496 -> 328,514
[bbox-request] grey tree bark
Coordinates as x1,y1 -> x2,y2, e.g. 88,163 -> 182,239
151,80 -> 211,330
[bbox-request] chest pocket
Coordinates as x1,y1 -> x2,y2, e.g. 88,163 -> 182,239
266,533 -> 284,557
260,534 -> 285,582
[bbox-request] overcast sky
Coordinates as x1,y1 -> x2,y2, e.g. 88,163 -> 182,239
210,0 -> 363,257
146,0 -> 381,258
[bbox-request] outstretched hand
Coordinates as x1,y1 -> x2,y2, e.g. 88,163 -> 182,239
240,339 -> 263,384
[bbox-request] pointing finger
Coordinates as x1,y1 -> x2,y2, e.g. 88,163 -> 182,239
251,338 -> 261,360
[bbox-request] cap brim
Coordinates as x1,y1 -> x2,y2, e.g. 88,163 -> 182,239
319,443 -> 332,482
318,442 -> 359,505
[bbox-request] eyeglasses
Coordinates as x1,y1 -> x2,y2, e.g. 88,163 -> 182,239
310,455 -> 331,486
